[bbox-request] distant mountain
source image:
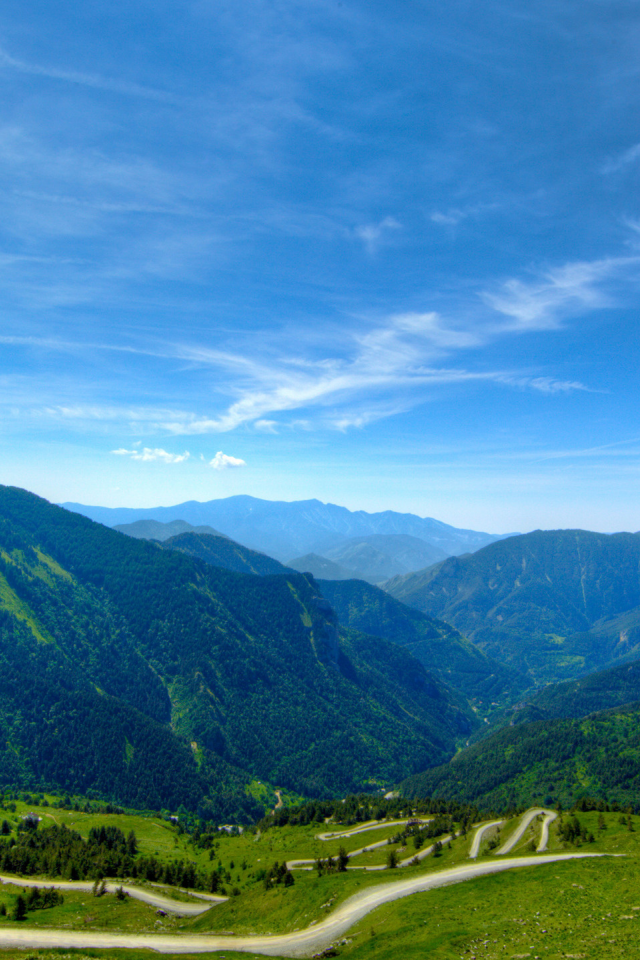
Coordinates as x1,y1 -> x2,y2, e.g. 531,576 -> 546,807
114,519 -> 226,541
400,701 -> 640,811
317,534 -> 449,583
162,532 -> 287,576
287,553 -> 358,581
1,485 -> 475,813
317,578 -> 527,703
60,495 -> 514,563
384,529 -> 640,686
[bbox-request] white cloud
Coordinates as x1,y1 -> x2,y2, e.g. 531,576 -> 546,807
209,451 -> 247,470
431,210 -> 463,226
481,257 -> 631,332
355,216 -> 401,253
431,203 -> 499,227
496,375 -> 591,394
6,250 -> 630,440
112,447 -> 190,463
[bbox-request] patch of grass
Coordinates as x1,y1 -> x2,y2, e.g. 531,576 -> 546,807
0,885 -> 176,935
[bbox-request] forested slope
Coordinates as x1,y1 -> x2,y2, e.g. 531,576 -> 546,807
384,529 -> 640,685
317,578 -> 524,702
401,703 -> 640,811
0,486 -> 474,814
502,659 -> 640,727
161,531 -> 287,576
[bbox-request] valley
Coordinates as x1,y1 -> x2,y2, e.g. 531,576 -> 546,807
3,485 -> 640,958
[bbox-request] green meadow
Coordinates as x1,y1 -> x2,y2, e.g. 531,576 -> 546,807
1,799 -> 640,958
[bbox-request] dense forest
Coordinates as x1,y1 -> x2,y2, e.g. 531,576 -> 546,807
401,702 -> 640,811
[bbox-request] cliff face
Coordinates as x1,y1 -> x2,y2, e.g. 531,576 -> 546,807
309,593 -> 340,669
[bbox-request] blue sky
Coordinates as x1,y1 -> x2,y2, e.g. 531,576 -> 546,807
1,0 -> 640,532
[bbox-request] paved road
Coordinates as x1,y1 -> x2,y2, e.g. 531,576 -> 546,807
0,854 -> 608,957
0,874 -> 224,916
496,808 -> 551,855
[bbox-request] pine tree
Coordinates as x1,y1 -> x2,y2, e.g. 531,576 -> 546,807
12,895 -> 26,921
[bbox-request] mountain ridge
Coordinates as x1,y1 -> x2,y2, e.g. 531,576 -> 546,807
60,495 -> 515,563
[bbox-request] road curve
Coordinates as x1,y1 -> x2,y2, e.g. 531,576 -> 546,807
316,818 -> 431,841
469,820 -> 506,859
289,830 -> 450,872
288,818 -> 434,870
0,854 -> 608,958
537,811 -> 558,852
496,808 -> 552,855
0,874 -> 224,916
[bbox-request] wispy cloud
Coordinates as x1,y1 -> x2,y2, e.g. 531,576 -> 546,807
482,257 -> 634,331
430,202 -> 498,227
602,143 -> 640,174
112,447 -> 190,463
0,46 -> 180,103
531,437 -> 640,463
254,419 -> 278,433
355,216 -> 401,253
209,451 -> 246,469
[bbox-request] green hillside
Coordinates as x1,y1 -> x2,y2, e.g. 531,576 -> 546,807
384,529 -> 640,685
401,702 -> 640,811
287,552 -> 358,581
499,658 -> 640,728
0,485 -> 474,814
317,578 -> 525,703
161,531 -> 288,575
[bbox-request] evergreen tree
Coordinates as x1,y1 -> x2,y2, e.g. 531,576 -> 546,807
12,895 -> 26,921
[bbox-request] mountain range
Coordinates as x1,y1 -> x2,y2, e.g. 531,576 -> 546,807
113,519 -> 226,541
61,495 -> 513,565
148,530 -> 522,703
289,533 -> 449,583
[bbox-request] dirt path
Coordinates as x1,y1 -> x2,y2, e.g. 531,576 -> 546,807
0,874 -> 224,916
0,853 -> 608,957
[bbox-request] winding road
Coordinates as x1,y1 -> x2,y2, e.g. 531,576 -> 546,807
315,818 -> 431,842
495,808 -> 551,855
0,853 -> 609,957
468,820 -> 506,859
0,875 -> 224,916
288,818 -> 434,870
536,810 -> 558,852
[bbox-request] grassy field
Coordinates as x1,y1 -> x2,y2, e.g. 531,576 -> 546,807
0,801 -> 639,958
